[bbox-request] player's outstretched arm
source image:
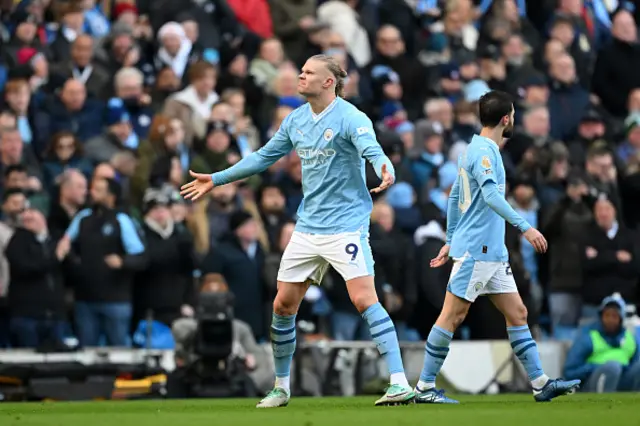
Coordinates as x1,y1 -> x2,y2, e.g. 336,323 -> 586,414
181,119 -> 294,201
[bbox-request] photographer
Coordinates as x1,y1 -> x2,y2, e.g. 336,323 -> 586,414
5,208 -> 67,348
171,273 -> 272,397
541,172 -> 593,337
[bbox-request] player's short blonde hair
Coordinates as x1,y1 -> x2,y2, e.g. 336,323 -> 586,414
309,54 -> 348,98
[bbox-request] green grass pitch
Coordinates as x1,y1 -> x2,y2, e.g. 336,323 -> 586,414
1,394 -> 639,426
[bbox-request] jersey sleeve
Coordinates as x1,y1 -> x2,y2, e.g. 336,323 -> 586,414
345,112 -> 395,181
211,114 -> 294,186
445,176 -> 461,245
469,149 -> 498,187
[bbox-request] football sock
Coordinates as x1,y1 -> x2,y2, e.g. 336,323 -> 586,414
271,312 -> 296,393
362,302 -> 409,387
417,325 -> 453,390
507,325 -> 549,388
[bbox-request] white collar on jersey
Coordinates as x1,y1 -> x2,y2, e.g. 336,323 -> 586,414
310,97 -> 338,121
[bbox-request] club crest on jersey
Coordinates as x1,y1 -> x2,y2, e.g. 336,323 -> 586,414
323,128 -> 334,141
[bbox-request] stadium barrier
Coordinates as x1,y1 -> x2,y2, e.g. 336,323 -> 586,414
0,341 -> 569,397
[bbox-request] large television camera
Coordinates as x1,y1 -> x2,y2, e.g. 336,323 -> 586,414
168,291 -> 255,398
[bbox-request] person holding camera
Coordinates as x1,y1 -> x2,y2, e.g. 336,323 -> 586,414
5,208 -> 67,348
541,172 -> 594,338
171,273 -> 272,397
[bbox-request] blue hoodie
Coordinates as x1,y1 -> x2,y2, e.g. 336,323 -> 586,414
563,295 -> 639,382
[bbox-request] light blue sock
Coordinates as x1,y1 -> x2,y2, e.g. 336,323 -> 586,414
418,325 -> 453,388
507,325 -> 545,382
362,302 -> 406,381
271,313 -> 296,379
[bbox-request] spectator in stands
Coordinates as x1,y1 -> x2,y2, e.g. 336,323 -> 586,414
133,188 -> 194,329
41,132 -> 93,194
257,184 -> 290,252
370,25 -> 428,120
1,189 -> 27,229
133,115 -> 188,207
564,294 -> 640,392
49,2 -> 85,63
547,53 -> 590,142
411,121 -> 445,192
49,34 -> 111,100
370,201 -> 418,341
6,207 -> 66,348
164,61 -> 219,147
584,145 -> 623,212
592,8 -> 640,118
548,4 -> 596,89
620,152 -> 640,230
94,22 -> 139,77
567,107 -> 608,168
582,198 -> 639,319
4,164 -> 48,215
2,78 -> 34,146
150,67 -> 182,112
269,0 -> 316,67
36,79 -> 104,151
508,178 -> 540,287
201,210 -> 266,340
0,110 -> 17,130
84,99 -> 137,164
154,22 -> 200,86
48,169 -> 88,239
221,88 -> 260,153
250,38 -> 286,95
618,113 -> 640,165
65,178 -> 146,347
112,67 -> 153,140
0,127 -> 41,190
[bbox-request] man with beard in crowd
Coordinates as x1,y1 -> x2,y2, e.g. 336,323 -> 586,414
257,183 -> 290,251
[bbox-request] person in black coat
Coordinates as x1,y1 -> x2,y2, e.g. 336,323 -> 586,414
200,210 -> 266,341
6,208 -> 67,348
582,198 -> 640,312
133,188 -> 195,329
591,9 -> 640,118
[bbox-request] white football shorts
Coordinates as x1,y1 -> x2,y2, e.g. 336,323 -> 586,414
277,229 -> 375,284
447,252 -> 518,302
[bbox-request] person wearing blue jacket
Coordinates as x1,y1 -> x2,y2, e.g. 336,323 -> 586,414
564,294 -> 640,392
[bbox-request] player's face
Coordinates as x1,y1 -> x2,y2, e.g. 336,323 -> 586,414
298,59 -> 331,97
502,107 -> 515,138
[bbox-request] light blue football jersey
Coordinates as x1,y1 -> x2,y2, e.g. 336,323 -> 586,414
211,97 -> 394,234
449,135 -> 510,262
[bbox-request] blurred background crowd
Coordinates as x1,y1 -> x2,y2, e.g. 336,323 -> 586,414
0,0 -> 639,354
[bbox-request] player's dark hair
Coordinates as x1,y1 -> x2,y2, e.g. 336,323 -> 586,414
478,90 -> 513,128
311,54 -> 348,98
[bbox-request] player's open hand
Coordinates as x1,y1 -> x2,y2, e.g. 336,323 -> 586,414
371,164 -> 395,194
523,228 -> 548,253
180,170 -> 215,201
430,244 -> 450,268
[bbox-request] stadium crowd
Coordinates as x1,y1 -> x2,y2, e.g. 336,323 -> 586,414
0,0 -> 639,352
